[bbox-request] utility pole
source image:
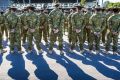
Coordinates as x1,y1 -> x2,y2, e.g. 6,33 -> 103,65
29,0 -> 31,5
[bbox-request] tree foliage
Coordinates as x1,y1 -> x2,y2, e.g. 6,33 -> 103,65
107,2 -> 120,8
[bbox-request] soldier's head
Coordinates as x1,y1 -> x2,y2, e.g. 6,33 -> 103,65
74,4 -> 84,12
0,9 -> 4,15
9,7 -> 17,13
54,3 -> 60,9
95,8 -> 102,13
101,8 -> 106,13
27,5 -> 35,12
44,9 -> 48,14
64,10 -> 69,14
0,11 -> 4,15
23,7 -> 27,13
112,8 -> 119,14
106,8 -> 113,14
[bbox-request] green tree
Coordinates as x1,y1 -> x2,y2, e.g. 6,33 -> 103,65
80,0 -> 86,6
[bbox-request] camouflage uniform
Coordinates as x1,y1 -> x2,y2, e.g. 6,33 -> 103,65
71,7 -> 85,52
105,11 -> 120,53
67,8 -> 76,45
90,8 -> 106,52
1,12 -> 8,39
49,6 -> 64,54
102,9 -> 112,44
0,11 -> 7,53
38,10 -> 48,45
25,9 -> 41,53
6,9 -> 22,53
83,9 -> 93,50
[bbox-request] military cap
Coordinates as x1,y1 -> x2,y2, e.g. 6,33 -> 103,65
112,8 -> 119,13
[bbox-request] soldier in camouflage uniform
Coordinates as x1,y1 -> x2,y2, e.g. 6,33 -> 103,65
105,8 -> 120,54
70,5 -> 85,54
38,8 -> 49,46
83,8 -> 93,51
0,11 -> 7,54
90,8 -> 106,54
48,3 -> 64,55
25,6 -> 42,53
20,8 -> 28,45
67,7 -> 76,45
6,7 -> 23,54
101,8 -> 113,45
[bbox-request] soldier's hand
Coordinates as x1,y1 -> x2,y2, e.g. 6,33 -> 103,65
30,29 -> 35,33
76,29 -> 81,33
24,26 -> 28,30
53,29 -> 59,33
11,29 -> 15,33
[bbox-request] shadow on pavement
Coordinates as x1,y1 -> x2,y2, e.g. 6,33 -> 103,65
65,51 -> 120,80
26,52 -> 58,80
6,53 -> 30,80
47,51 -> 96,80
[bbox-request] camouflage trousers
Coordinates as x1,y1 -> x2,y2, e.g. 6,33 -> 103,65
27,30 -> 41,51
102,26 -> 108,44
22,29 -> 28,43
105,32 -> 118,52
49,30 -> 63,51
83,27 -> 93,50
71,31 -> 83,50
1,26 -> 8,38
9,33 -> 21,51
93,33 -> 101,50
39,28 -> 48,43
68,26 -> 72,43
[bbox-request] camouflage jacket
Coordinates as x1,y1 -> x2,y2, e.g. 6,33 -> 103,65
71,12 -> 85,30
107,13 -> 120,33
6,12 -> 21,33
90,12 -> 106,33
25,11 -> 38,29
49,8 -> 64,31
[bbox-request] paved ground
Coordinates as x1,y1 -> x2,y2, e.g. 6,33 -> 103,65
0,34 -> 120,80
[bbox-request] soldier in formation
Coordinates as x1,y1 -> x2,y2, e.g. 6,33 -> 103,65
0,3 -> 120,55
